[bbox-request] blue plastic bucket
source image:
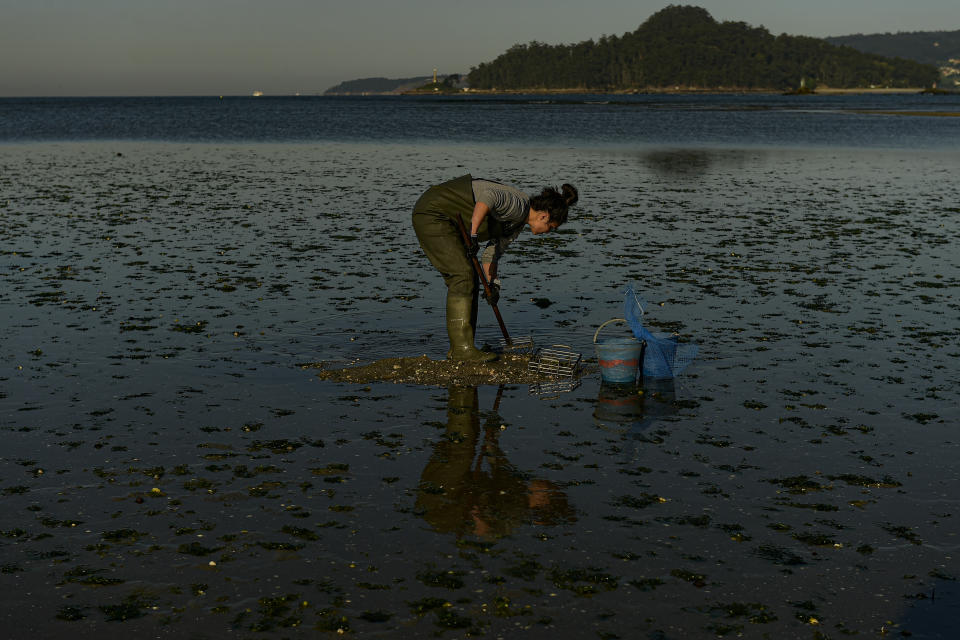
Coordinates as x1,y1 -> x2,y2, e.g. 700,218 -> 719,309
594,318 -> 645,383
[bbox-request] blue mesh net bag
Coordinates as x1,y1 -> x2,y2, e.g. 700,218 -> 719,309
623,285 -> 697,378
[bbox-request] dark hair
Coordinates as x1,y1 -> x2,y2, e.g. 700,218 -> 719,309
530,183 -> 578,226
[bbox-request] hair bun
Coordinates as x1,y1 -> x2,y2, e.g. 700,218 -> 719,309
561,183 -> 579,207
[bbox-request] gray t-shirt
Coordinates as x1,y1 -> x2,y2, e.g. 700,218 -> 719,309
472,179 -> 529,262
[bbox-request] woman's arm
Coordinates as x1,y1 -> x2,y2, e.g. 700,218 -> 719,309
482,259 -> 497,282
469,201 -> 490,235
471,201 -> 498,281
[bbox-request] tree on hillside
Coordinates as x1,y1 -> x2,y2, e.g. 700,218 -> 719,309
466,5 -> 939,91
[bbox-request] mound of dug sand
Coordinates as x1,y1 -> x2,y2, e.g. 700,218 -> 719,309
303,353 -> 570,386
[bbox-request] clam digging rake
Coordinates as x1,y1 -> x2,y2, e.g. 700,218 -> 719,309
453,216 -> 534,353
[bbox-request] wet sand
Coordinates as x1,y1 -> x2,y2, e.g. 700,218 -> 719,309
2,141 -> 959,637
307,353 -> 584,386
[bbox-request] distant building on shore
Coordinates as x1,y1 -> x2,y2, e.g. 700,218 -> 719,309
942,59 -> 960,86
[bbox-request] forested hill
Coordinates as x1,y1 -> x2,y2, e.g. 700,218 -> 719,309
324,76 -> 432,95
466,5 -> 939,91
826,31 -> 960,67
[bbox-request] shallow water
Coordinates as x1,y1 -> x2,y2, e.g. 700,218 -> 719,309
2,141 -> 959,637
3,94 -> 960,149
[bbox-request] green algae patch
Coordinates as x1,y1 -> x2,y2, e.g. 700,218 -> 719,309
776,501 -> 839,512
504,558 -> 542,581
828,474 -> 902,488
417,568 -> 466,590
792,532 -> 838,547
305,353 -> 571,386
101,529 -> 145,543
628,577 -> 665,591
171,320 -> 208,334
706,601 -> 778,624
671,568 -> 707,587
281,525 -> 320,541
99,593 -> 153,621
177,541 -> 222,556
228,594 -> 308,632
63,566 -> 125,586
882,524 -> 923,545
613,493 -> 666,509
56,605 -> 87,621
752,544 -> 806,566
435,607 -> 476,630
765,475 -> 828,494
550,567 -> 619,595
409,597 -> 448,616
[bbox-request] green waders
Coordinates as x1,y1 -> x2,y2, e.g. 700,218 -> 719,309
412,174 -> 500,362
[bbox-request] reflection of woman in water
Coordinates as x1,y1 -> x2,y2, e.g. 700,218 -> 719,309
416,387 -> 576,538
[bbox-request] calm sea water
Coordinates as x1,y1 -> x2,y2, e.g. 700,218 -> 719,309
2,93 -> 959,147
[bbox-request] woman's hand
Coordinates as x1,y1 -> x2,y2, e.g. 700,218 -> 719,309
482,261 -> 500,306
483,278 -> 500,306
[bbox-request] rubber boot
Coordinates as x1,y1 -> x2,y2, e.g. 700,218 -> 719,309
446,294 -> 497,362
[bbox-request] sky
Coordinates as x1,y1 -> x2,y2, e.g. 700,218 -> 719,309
1,0 -> 957,96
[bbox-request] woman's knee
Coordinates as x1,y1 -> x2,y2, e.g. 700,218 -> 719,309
444,271 -> 476,297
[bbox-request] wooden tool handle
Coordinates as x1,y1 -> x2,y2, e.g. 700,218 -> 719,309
452,216 -> 513,346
